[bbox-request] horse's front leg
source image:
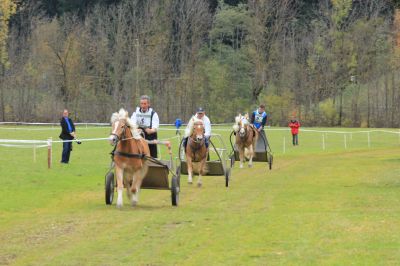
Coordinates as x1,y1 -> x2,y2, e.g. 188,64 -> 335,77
115,167 -> 124,208
248,145 -> 254,168
128,170 -> 139,206
130,164 -> 148,206
197,155 -> 206,187
187,156 -> 193,184
239,148 -> 244,168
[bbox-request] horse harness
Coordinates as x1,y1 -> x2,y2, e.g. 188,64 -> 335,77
110,123 -> 147,160
187,135 -> 207,162
109,122 -> 168,169
239,124 -> 257,139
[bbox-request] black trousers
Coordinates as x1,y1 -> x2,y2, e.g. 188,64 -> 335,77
141,128 -> 158,158
292,134 -> 298,145
61,141 -> 72,163
148,144 -> 157,158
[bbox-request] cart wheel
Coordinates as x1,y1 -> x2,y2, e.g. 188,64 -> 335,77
176,165 -> 181,178
230,155 -> 235,168
268,154 -> 273,170
105,172 -> 114,205
225,168 -> 231,187
171,175 -> 179,206
176,166 -> 181,188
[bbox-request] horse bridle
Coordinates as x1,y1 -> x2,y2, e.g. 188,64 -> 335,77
188,123 -> 207,157
239,122 -> 249,139
110,120 -> 128,143
189,134 -> 205,144
110,121 -> 147,160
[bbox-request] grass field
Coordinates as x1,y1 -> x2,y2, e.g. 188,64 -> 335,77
0,125 -> 399,265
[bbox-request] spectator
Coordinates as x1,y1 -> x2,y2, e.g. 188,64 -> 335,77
175,118 -> 182,135
289,118 -> 300,146
59,109 -> 79,164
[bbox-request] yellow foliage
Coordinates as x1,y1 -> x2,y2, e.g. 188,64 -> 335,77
331,0 -> 352,29
319,99 -> 338,123
0,0 -> 17,68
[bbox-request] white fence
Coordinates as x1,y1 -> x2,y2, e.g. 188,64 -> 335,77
1,123 -> 399,168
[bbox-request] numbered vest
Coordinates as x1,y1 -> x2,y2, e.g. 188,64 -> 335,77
135,107 -> 154,128
253,111 -> 267,129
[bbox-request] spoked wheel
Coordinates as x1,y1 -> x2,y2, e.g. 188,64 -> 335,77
225,168 -> 231,187
105,172 -> 115,205
171,175 -> 180,206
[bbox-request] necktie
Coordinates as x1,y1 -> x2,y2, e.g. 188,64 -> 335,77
64,117 -> 72,133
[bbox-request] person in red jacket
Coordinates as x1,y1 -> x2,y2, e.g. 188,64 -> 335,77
289,118 -> 300,146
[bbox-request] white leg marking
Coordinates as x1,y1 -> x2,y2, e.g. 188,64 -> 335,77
131,187 -> 140,206
248,156 -> 253,167
188,173 -> 193,184
117,188 -> 123,208
197,175 -> 202,187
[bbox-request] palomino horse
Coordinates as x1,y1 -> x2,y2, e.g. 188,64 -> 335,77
233,114 -> 258,168
109,108 -> 150,208
185,117 -> 208,187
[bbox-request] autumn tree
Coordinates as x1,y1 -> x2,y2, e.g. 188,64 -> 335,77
0,0 -> 17,121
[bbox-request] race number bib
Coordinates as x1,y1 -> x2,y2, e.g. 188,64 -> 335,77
136,112 -> 152,128
255,115 -> 264,123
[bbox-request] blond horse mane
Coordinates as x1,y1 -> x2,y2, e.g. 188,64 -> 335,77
186,116 -> 204,137
233,113 -> 249,132
110,108 -> 141,139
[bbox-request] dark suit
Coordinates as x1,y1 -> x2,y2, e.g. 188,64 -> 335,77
59,117 -> 75,163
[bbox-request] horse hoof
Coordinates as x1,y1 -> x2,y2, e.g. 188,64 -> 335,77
240,165 -> 243,169
116,203 -> 123,209
248,164 -> 253,168
131,200 -> 137,207
197,182 -> 202,187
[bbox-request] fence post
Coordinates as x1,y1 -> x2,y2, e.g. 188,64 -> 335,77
47,137 -> 52,169
322,134 -> 325,150
344,134 -> 347,149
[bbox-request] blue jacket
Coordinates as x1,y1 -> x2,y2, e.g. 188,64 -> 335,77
59,117 -> 75,140
175,119 -> 182,128
251,111 -> 267,129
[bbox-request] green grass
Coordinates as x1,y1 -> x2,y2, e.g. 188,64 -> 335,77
0,125 -> 399,265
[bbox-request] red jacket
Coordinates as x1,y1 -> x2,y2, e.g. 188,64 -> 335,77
289,120 -> 300,134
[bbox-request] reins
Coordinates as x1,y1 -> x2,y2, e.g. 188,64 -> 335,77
187,133 -> 207,161
110,122 -> 147,161
109,118 -> 176,177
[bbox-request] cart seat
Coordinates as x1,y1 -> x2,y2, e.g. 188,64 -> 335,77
180,161 -> 225,176
141,160 -> 171,189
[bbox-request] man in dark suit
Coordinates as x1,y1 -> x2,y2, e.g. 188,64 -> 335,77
59,109 -> 78,164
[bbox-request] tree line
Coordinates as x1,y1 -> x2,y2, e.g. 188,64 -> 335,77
1,0 -> 399,127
